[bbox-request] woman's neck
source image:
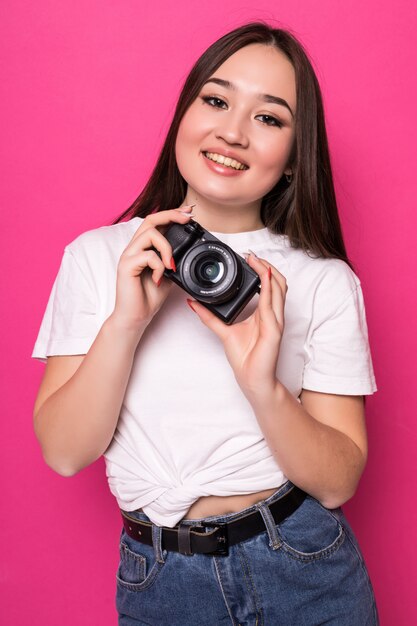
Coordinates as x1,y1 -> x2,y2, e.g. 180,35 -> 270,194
180,194 -> 264,234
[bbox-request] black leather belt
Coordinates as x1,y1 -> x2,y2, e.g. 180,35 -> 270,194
120,485 -> 307,557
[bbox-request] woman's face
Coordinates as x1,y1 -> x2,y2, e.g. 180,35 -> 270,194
175,43 -> 296,208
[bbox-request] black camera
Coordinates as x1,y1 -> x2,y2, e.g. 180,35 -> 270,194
152,219 -> 261,324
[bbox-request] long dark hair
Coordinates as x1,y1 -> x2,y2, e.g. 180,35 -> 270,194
112,21 -> 355,272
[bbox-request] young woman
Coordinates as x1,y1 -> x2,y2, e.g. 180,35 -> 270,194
32,22 -> 379,625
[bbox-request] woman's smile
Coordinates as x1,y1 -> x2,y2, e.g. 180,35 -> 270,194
202,149 -> 249,170
201,151 -> 249,176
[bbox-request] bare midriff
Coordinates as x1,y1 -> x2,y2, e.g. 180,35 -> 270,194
180,487 -> 280,520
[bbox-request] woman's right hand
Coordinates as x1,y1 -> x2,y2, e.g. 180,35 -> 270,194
110,205 -> 195,332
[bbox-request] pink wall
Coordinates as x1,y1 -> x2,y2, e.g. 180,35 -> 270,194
1,1 -> 415,623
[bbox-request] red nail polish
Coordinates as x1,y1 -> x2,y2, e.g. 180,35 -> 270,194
156,277 -> 162,287
186,298 -> 196,312
170,257 -> 176,272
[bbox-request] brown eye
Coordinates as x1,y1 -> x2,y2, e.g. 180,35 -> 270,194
201,96 -> 227,109
256,115 -> 283,128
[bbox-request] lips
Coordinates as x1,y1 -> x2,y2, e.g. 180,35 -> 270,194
202,148 -> 249,169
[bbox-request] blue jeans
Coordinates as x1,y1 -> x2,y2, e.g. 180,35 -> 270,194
116,481 -> 379,625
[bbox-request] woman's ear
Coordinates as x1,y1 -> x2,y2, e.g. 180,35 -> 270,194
284,169 -> 293,183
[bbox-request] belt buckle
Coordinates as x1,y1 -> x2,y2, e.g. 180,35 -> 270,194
198,521 -> 229,556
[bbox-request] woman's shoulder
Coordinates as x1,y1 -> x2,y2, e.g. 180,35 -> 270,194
267,232 -> 361,305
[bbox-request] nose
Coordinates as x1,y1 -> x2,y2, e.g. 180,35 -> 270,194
215,110 -> 249,147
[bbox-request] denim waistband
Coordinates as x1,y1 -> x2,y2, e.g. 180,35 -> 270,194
122,480 -> 295,528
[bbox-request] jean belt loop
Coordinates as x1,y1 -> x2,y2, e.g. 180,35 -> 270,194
151,523 -> 166,563
255,501 -> 282,550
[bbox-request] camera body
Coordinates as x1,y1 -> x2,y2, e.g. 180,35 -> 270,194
154,219 -> 261,325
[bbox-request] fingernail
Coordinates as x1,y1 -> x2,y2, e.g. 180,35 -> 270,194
156,277 -> 162,287
186,298 -> 196,312
178,211 -> 195,217
248,249 -> 258,259
179,204 -> 195,211
170,257 -> 176,272
242,252 -> 250,261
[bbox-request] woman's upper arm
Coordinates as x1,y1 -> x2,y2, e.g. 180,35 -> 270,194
33,355 -> 85,420
299,389 -> 368,462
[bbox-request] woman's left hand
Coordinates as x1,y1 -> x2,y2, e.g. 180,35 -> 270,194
186,251 -> 288,399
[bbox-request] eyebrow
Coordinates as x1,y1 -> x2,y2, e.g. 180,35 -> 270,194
202,77 -> 294,118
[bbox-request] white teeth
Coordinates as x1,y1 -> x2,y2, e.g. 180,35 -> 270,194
204,152 -> 247,170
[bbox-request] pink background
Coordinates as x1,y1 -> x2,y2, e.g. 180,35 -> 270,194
1,1 -> 415,623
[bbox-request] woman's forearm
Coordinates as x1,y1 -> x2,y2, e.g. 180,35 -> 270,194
34,315 -> 146,477
247,383 -> 367,509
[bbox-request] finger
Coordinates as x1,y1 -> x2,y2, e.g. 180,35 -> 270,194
269,273 -> 285,328
251,256 -> 281,321
125,227 -> 178,272
131,206 -> 195,242
244,252 -> 287,323
244,253 -> 276,330
268,264 -> 288,297
266,266 -> 287,327
119,248 -> 167,284
246,251 -> 287,294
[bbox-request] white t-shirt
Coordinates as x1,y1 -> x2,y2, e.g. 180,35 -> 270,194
32,217 -> 377,527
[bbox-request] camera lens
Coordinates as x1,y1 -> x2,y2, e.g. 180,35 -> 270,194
196,255 -> 225,285
180,242 -> 243,304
